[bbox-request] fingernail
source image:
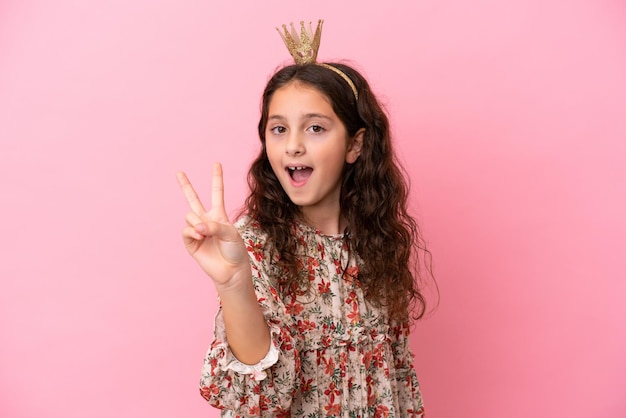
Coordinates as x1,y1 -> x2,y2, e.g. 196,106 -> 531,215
195,224 -> 206,234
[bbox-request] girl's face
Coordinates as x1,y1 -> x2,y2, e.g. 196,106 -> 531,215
265,82 -> 363,223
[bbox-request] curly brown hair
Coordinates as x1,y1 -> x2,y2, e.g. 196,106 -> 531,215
244,63 -> 432,321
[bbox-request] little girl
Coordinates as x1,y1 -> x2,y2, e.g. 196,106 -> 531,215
177,20 -> 429,417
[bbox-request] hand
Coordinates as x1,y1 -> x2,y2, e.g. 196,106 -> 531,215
176,163 -> 250,288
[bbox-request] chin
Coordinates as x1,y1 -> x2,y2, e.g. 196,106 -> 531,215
286,196 -> 307,207
285,193 -> 314,209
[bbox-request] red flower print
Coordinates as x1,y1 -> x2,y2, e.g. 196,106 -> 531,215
347,305 -> 360,324
199,384 -> 219,400
333,258 -> 342,274
338,352 -> 348,377
301,378 -> 314,393
285,300 -> 304,316
374,404 -> 390,417
323,381 -> 342,402
297,234 -> 307,246
407,406 -> 425,416
322,356 -> 335,375
345,290 -> 357,305
363,350 -> 373,368
210,339 -> 223,350
317,242 -> 325,259
392,323 -> 409,339
296,319 -> 316,333
209,357 -> 218,371
372,345 -> 385,368
324,402 -> 341,415
345,265 -> 358,276
246,239 -> 264,262
306,257 -> 319,281
321,334 -> 332,347
343,265 -> 359,285
318,280 -> 331,294
260,394 -> 271,411
282,338 -> 294,351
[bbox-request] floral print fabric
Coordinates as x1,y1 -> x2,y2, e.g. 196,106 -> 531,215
199,217 -> 425,417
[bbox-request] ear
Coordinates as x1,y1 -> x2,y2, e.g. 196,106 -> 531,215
345,128 -> 365,164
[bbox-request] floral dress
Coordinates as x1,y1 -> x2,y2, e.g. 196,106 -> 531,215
199,216 -> 425,417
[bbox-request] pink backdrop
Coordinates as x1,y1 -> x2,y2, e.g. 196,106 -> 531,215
1,1 -> 625,417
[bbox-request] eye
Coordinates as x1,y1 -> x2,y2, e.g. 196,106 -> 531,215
307,124 -> 325,134
269,126 -> 286,135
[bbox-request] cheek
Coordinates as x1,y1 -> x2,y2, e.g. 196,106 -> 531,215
265,144 -> 282,174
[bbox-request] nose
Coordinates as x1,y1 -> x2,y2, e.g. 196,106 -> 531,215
285,132 -> 305,156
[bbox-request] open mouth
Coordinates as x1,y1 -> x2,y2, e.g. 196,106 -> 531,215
287,166 -> 313,182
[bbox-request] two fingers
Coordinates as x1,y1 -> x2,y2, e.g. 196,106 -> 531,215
177,162 -> 225,212
177,163 -> 228,239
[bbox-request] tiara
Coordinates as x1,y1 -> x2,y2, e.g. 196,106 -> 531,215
276,20 -> 359,100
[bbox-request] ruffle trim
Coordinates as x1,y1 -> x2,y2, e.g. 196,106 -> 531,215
219,340 -> 280,381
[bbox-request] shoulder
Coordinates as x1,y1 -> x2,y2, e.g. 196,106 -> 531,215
235,215 -> 279,276
234,215 -> 269,246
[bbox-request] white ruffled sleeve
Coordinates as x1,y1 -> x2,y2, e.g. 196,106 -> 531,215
218,333 -> 280,381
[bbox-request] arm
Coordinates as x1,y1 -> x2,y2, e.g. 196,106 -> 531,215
200,218 -> 301,415
216,275 -> 270,364
389,320 -> 425,416
200,252 -> 300,415
178,165 -> 300,415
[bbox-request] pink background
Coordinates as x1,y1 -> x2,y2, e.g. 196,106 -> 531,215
1,1 -> 625,417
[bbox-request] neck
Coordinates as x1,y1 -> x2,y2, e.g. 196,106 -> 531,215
300,207 -> 346,235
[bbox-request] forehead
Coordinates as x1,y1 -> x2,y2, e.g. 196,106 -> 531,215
268,82 -> 333,114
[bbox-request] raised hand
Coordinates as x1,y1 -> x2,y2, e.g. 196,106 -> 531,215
176,163 -> 250,288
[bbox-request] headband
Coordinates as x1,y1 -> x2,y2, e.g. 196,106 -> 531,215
276,20 -> 359,101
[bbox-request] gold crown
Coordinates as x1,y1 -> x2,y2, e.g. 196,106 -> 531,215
276,20 -> 324,65
275,19 -> 359,100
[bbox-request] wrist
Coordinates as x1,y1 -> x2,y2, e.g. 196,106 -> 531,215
214,266 -> 254,297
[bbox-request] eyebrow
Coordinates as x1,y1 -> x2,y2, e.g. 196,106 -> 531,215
267,113 -> 333,122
